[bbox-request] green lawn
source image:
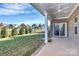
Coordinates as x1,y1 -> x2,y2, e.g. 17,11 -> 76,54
0,33 -> 44,56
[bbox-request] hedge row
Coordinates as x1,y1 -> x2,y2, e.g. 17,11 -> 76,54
0,27 -> 32,38
1,28 -> 7,38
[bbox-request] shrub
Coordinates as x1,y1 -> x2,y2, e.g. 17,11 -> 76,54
28,27 -> 32,33
48,39 -> 52,42
19,28 -> 24,35
1,28 -> 7,38
11,28 -> 17,36
25,28 -> 28,34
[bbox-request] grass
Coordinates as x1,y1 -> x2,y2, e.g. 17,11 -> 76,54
0,33 -> 44,56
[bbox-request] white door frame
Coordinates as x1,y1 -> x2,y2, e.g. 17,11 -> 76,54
53,23 -> 67,37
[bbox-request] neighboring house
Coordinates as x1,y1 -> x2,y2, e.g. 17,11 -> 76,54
0,23 -> 17,28
18,23 -> 27,29
32,3 -> 79,44
32,24 -> 44,32
5,24 -> 16,28
32,24 -> 37,29
0,22 -> 6,28
32,24 -> 38,32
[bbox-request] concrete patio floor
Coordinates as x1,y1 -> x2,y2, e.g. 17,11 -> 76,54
35,39 -> 79,56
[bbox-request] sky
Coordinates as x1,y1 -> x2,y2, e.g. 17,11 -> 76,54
0,3 -> 45,25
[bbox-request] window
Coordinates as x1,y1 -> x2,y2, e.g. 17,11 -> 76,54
53,23 -> 67,37
74,26 -> 77,34
74,17 -> 78,23
74,17 -> 78,34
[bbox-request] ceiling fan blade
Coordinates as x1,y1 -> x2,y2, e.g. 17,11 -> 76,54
57,7 -> 69,12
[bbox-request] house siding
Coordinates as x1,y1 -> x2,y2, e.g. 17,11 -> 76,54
51,6 -> 79,44
68,6 -> 79,44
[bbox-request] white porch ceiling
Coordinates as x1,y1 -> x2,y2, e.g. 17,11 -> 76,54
31,3 -> 79,19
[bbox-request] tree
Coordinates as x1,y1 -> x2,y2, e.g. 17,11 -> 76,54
25,28 -> 28,34
19,28 -> 24,35
1,27 -> 7,38
11,28 -> 17,36
28,27 -> 32,33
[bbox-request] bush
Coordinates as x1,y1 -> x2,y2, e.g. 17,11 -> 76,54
28,27 -> 32,33
11,28 -> 17,36
19,28 -> 24,35
1,28 -> 7,38
25,28 -> 28,34
48,39 -> 52,42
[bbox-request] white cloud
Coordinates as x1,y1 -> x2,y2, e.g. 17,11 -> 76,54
0,3 -> 35,15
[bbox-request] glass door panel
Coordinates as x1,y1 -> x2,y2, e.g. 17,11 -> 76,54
59,23 -> 65,36
53,23 -> 67,37
54,23 -> 59,36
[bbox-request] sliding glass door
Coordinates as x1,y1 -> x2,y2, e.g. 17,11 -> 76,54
53,23 -> 67,37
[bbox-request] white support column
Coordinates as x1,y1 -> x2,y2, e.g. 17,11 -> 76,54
44,12 -> 48,43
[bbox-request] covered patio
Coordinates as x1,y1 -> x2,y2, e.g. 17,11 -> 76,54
31,3 -> 79,56
31,3 -> 79,43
